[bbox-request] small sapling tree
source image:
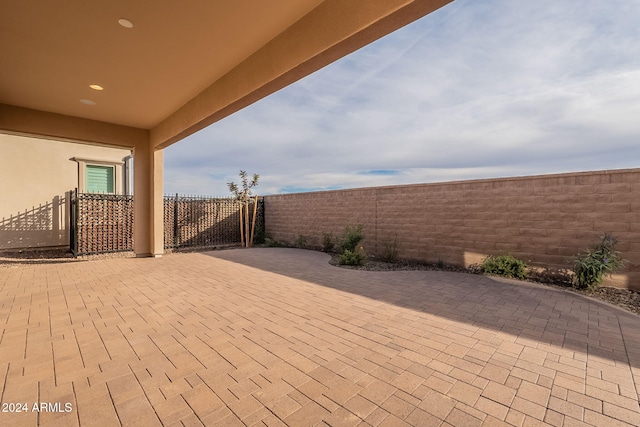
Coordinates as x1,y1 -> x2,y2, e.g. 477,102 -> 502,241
228,171 -> 260,247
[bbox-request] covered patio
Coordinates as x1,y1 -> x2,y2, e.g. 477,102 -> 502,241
1,248 -> 639,426
1,0 -> 454,257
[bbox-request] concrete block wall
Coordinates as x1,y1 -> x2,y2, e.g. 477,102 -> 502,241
264,169 -> 640,289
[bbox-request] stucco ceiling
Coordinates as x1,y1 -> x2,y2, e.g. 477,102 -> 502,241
1,0 -> 453,149
0,0 -> 324,129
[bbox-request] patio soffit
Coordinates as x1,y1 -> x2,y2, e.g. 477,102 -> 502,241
0,0 -> 453,149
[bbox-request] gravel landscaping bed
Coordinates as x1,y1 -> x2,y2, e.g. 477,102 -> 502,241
0,248 -> 134,267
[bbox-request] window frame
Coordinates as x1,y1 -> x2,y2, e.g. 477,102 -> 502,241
72,157 -> 125,195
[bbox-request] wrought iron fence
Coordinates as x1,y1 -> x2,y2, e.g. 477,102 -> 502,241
166,194 -> 237,249
71,190 -> 134,255
71,190 -> 264,256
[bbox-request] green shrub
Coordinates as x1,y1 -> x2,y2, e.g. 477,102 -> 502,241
338,249 -> 366,266
381,234 -> 399,263
340,225 -> 364,252
295,234 -> 308,249
322,232 -> 335,252
572,234 -> 625,290
263,237 -> 283,247
335,225 -> 367,266
481,254 -> 527,280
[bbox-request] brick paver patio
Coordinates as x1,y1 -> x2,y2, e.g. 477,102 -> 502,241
1,248 -> 639,426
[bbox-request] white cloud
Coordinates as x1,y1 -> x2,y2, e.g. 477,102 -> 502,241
164,0 -> 640,196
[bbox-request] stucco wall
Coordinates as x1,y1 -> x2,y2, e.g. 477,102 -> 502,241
0,133 -> 131,250
264,169 -> 640,289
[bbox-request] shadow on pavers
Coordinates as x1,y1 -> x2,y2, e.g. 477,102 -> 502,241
203,247 -> 640,370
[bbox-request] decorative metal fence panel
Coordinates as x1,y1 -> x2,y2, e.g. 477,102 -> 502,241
72,191 -> 263,256
164,195 -> 241,249
71,191 -> 134,256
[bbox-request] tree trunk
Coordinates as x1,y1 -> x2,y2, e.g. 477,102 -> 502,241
244,201 -> 250,247
239,203 -> 245,247
250,196 -> 259,247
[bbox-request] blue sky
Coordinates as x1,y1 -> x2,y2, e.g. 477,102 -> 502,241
164,0 -> 640,196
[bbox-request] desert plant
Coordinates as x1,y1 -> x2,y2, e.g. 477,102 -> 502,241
335,225 -> 367,266
338,248 -> 367,266
572,233 -> 625,290
263,237 -> 283,247
295,234 -> 308,249
322,232 -> 335,253
381,234 -> 399,263
481,254 -> 527,280
340,225 -> 364,253
436,258 -> 446,269
228,170 -> 260,248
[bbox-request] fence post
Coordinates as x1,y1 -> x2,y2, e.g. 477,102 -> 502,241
70,188 -> 78,257
174,193 -> 179,248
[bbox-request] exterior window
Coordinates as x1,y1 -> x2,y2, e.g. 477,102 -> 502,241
86,165 -> 115,193
73,156 -> 127,195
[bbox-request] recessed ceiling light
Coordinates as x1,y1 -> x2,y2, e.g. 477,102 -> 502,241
80,99 -> 96,106
118,18 -> 133,28
89,84 -> 103,91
